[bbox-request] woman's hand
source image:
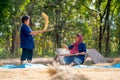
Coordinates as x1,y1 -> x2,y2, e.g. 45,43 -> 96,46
75,53 -> 80,56
38,30 -> 47,33
30,31 -> 39,36
61,44 -> 68,49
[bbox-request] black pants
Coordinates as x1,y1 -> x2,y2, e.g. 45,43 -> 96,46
20,48 -> 33,61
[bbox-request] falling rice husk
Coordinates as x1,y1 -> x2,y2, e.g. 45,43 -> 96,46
41,12 -> 49,30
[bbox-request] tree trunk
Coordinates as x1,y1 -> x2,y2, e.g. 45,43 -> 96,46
98,0 -> 103,53
98,25 -> 102,52
118,30 -> 120,52
54,25 -> 62,48
10,25 -> 17,54
105,0 -> 111,56
105,24 -> 110,56
98,0 -> 111,55
27,0 -> 36,29
54,0 -> 63,48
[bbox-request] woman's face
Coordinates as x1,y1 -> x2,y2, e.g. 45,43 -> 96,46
25,19 -> 30,25
75,36 -> 80,42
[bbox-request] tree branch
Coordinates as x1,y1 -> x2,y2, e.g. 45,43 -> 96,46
102,0 -> 112,35
110,3 -> 117,21
81,3 -> 98,13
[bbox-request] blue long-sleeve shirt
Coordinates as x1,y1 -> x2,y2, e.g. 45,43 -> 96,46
68,42 -> 86,53
68,42 -> 86,64
20,24 -> 34,49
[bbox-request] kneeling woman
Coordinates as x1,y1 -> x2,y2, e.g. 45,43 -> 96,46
59,34 -> 86,65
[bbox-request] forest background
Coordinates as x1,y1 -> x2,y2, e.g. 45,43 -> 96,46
0,0 -> 120,59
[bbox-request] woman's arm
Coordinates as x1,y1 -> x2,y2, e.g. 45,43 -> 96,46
30,28 -> 53,36
77,43 -> 86,55
61,44 -> 68,49
30,30 -> 46,36
75,52 -> 86,55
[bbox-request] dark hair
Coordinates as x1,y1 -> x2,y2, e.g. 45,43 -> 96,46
21,15 -> 30,23
77,34 -> 81,37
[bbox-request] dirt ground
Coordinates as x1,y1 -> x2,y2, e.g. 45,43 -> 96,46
0,57 -> 120,80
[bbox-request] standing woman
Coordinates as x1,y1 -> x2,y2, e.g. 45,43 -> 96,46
20,15 -> 47,65
60,34 -> 86,65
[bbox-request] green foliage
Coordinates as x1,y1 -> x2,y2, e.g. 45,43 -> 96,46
0,0 -> 11,24
0,0 -> 120,58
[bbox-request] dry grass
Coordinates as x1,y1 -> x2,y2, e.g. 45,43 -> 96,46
92,63 -> 111,66
111,58 -> 120,65
47,62 -> 88,80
